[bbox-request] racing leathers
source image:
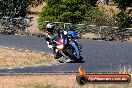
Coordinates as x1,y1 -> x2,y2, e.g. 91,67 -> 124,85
45,30 -> 62,59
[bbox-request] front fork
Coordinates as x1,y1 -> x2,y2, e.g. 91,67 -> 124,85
69,41 -> 80,59
74,41 -> 82,52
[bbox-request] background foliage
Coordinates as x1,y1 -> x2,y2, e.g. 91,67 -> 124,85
111,0 -> 132,41
84,7 -> 117,26
113,0 -> 132,28
0,0 -> 44,18
0,0 -> 132,41
39,0 -> 98,30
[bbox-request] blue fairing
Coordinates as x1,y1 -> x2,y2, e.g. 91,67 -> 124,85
67,31 -> 78,37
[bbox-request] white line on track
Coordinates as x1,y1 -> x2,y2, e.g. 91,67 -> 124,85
8,68 -> 13,69
19,67 -> 24,68
46,64 -> 52,66
8,71 -> 13,73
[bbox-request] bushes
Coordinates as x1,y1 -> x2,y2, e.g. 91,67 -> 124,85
38,0 -> 131,42
39,0 -> 118,30
0,0 -> 44,17
38,0 -> 96,30
83,7 -> 117,26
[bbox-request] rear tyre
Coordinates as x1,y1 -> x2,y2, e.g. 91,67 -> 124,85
53,52 -> 62,59
65,48 -> 80,62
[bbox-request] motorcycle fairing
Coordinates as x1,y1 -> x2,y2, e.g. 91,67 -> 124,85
69,41 -> 80,59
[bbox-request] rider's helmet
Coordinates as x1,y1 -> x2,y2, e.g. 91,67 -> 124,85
46,23 -> 55,33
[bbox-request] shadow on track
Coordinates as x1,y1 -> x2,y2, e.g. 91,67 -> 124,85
58,56 -> 85,63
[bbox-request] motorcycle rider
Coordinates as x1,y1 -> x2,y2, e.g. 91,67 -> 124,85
45,22 -> 82,62
45,23 -> 65,59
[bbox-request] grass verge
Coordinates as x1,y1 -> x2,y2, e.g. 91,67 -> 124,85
0,74 -> 131,88
0,47 -> 55,67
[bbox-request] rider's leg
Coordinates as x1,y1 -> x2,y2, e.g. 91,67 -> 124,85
53,49 -> 62,59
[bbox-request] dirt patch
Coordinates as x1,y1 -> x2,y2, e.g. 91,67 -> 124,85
98,4 -> 118,12
127,37 -> 132,42
0,75 -> 131,88
28,1 -> 46,34
0,48 -> 55,67
81,33 -> 98,39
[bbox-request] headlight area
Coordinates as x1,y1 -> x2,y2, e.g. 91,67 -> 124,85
56,45 -> 64,49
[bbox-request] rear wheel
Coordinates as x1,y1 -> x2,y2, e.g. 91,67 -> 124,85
65,46 -> 81,62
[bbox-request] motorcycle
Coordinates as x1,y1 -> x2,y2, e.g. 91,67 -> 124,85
53,31 -> 82,63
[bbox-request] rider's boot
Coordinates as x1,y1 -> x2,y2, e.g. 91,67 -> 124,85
53,50 -> 62,59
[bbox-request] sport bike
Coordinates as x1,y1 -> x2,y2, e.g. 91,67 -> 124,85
53,31 -> 82,63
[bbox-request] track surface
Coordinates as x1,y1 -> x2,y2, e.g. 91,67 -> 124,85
0,34 -> 132,73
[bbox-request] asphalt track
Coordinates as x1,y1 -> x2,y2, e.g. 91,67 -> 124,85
0,34 -> 132,73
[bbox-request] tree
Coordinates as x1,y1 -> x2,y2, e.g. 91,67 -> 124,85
39,0 -> 97,29
113,0 -> 132,11
112,0 -> 132,41
113,0 -> 132,28
0,0 -> 44,17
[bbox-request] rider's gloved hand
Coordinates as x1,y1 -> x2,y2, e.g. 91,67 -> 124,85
45,37 -> 50,41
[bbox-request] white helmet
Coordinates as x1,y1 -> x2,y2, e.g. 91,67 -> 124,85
46,23 -> 54,33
